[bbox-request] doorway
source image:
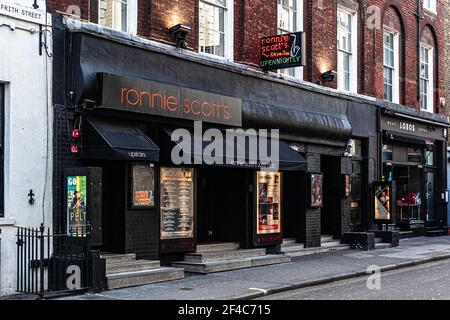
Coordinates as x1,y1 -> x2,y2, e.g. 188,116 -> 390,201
321,156 -> 341,238
196,167 -> 250,246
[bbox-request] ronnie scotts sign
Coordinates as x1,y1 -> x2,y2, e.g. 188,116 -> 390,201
0,0 -> 46,25
260,32 -> 306,71
100,73 -> 242,127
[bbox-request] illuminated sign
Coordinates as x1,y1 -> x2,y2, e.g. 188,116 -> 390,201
100,73 -> 242,127
260,32 -> 306,71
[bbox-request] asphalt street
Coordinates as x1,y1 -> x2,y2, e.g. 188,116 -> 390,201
256,259 -> 450,300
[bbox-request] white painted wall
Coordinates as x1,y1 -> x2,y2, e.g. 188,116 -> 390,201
0,12 -> 53,296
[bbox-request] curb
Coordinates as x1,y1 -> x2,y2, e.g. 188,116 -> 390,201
233,252 -> 450,300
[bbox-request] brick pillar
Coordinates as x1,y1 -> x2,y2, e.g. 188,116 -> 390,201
305,153 -> 321,248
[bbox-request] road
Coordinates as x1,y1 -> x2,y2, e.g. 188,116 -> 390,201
256,259 -> 450,300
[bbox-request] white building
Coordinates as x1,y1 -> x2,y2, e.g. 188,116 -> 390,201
0,0 -> 52,296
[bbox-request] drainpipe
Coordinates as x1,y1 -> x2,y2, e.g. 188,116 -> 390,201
414,0 -> 423,103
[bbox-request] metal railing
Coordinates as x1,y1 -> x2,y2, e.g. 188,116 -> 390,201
16,224 -> 93,297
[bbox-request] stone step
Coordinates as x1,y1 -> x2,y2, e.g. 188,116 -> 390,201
195,242 -> 240,253
106,267 -> 185,290
425,229 -> 448,237
282,238 -> 297,245
284,244 -> 350,258
321,235 -> 334,242
172,254 -> 290,274
281,243 -> 305,250
321,240 -> 342,248
280,244 -> 308,253
101,253 -> 136,265
184,248 -> 266,263
375,238 -> 383,244
374,243 -> 392,250
106,260 -> 161,275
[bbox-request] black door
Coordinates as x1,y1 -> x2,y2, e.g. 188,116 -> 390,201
321,156 -> 341,237
197,167 -> 249,245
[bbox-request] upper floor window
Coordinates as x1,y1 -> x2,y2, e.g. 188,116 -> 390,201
199,0 -> 233,59
383,30 -> 399,103
337,8 -> 357,93
97,0 -> 137,33
423,0 -> 436,12
277,0 -> 302,79
420,45 -> 434,112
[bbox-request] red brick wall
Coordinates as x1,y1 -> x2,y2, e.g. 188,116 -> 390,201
47,0 -> 447,113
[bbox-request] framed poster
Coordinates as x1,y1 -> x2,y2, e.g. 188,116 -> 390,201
373,181 -> 394,223
160,167 -> 194,240
309,173 -> 323,208
256,172 -> 281,235
67,175 -> 87,236
131,163 -> 155,209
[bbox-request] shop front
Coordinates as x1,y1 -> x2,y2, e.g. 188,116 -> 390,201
379,108 -> 449,232
52,18 -> 375,264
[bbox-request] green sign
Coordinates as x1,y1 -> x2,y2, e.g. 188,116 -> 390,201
67,176 -> 87,236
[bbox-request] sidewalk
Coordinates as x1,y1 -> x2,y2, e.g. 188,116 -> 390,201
60,236 -> 450,300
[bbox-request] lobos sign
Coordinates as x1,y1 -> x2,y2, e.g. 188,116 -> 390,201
100,73 -> 242,127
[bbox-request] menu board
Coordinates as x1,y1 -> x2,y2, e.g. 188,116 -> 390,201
67,175 -> 87,236
257,172 -> 281,235
131,163 -> 155,208
160,167 -> 194,240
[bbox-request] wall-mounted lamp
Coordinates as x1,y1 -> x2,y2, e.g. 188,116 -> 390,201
169,24 -> 192,49
321,70 -> 337,83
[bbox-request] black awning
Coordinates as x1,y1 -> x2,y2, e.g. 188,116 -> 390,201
162,128 -> 307,171
384,131 -> 430,146
81,116 -> 159,161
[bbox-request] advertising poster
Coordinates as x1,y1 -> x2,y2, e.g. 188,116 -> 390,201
132,164 -> 155,208
67,176 -> 87,235
160,167 -> 194,240
374,182 -> 392,222
310,173 -> 323,208
257,172 -> 281,235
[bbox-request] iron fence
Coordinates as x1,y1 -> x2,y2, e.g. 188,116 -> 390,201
16,224 -> 94,297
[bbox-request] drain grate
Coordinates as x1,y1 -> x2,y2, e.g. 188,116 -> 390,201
178,287 -> 194,291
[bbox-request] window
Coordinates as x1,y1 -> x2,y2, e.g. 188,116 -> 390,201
98,0 -> 137,33
277,0 -> 302,79
349,139 -> 362,157
420,45 -> 434,112
383,30 -> 399,103
423,0 -> 436,12
337,8 -> 357,92
199,0 -> 233,59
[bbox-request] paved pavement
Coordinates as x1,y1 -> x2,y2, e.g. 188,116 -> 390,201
59,236 -> 450,300
256,259 -> 450,300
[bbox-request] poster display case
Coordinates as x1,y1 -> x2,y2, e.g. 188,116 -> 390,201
131,163 -> 155,209
67,175 -> 87,235
309,173 -> 323,208
256,172 -> 281,235
160,167 -> 194,240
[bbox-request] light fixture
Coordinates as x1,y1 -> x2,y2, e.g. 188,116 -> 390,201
169,24 -> 192,49
321,70 -> 337,83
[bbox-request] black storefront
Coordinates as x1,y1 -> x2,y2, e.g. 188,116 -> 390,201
379,107 -> 449,232
52,17 -> 381,263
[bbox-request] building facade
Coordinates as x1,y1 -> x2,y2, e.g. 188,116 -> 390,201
44,0 -> 448,279
0,0 -> 53,295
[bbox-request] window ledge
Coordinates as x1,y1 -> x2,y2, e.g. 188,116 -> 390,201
0,218 -> 16,226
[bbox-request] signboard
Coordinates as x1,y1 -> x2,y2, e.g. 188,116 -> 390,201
309,173 -> 323,208
256,172 -> 281,235
101,73 -> 242,127
373,181 -> 395,223
380,115 -> 445,141
67,176 -> 87,235
0,0 -> 46,25
343,174 -> 351,198
160,167 -> 194,240
260,32 -> 306,71
131,163 -> 155,209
